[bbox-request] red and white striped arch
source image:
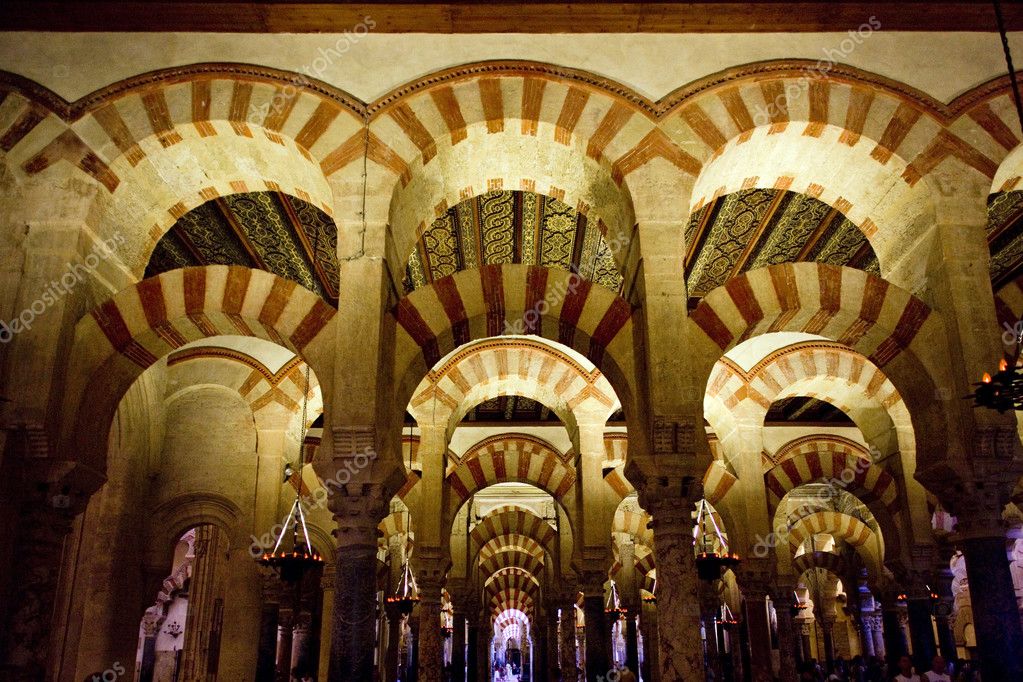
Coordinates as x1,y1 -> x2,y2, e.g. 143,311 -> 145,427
470,508 -> 558,557
479,549 -> 545,582
394,265 -> 637,414
706,341 -> 913,462
792,550 -> 852,581
0,67 -> 372,278
765,436 -> 899,519
166,347 -> 322,431
478,534 -> 546,564
785,509 -> 882,576
62,265 -> 336,476
408,336 -> 617,433
688,263 -> 950,458
447,435 -> 577,512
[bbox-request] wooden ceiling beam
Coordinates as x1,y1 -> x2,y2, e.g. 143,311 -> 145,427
4,2 -> 1020,33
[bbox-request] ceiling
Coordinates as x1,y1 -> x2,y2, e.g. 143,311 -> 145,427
403,190 -> 624,296
146,191 -> 340,305
764,396 -> 854,425
988,191 -> 1023,291
6,3 -> 1022,32
684,188 -> 879,302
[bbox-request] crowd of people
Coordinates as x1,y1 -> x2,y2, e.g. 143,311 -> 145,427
797,654 -> 982,682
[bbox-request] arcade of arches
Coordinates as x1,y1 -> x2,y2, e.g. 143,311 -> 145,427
5,10 -> 1023,682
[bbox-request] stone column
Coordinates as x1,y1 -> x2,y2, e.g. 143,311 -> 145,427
318,564 -> 336,682
0,480 -> 78,682
738,562 -> 774,682
533,613 -> 548,682
769,582 -> 799,682
545,606 -> 560,682
257,577 -> 281,682
452,606 -> 467,682
623,612 -> 639,676
905,584 -> 937,674
416,567 -> 445,682
276,610 -> 295,682
466,609 -> 480,682
383,603 -> 403,682
639,600 -> 659,682
328,485 -> 389,681
138,614 -> 161,682
477,613 -> 491,682
559,602 -> 578,682
581,577 -> 610,681
879,596 -> 907,667
180,524 -> 228,682
924,449 -> 1023,681
636,478 -> 705,681
960,526 -> 1023,680
932,569 -> 957,665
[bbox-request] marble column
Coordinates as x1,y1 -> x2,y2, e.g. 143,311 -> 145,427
905,591 -> 937,674
138,614 -> 161,682
582,583 -> 610,681
416,575 -> 444,682
960,534 -> 1023,681
623,612 -> 639,676
276,611 -> 295,682
256,578 -> 281,682
452,607 -> 467,682
880,600 -> 907,667
476,616 -> 491,682
318,564 -> 336,682
559,604 -> 578,682
466,610 -> 479,682
180,524 -> 228,682
328,486 -> 389,681
545,607 -> 560,682
769,585 -> 799,681
639,601 -> 659,682
383,604 -> 403,682
738,563 -> 774,682
639,482 -> 704,682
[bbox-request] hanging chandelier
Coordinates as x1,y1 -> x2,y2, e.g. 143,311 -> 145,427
972,0 -> 1023,412
693,498 -> 740,581
386,557 -> 421,616
257,494 -> 324,583
718,602 -> 739,631
971,354 -> 1023,412
605,580 -> 627,617
791,590 -> 809,616
642,577 -> 657,604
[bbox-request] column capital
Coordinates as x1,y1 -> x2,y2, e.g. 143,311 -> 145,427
412,547 -> 448,598
328,484 -> 390,549
735,558 -> 774,599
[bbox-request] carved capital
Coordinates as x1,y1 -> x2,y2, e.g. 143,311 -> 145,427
736,558 -> 774,598
413,547 -> 448,598
329,483 -> 390,549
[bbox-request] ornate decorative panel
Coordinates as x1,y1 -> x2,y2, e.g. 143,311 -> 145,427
145,191 -> 340,305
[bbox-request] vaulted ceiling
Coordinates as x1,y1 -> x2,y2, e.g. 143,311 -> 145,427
765,396 -> 854,425
145,191 -> 340,305
988,191 -> 1023,291
684,189 -> 880,302
403,190 -> 624,296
